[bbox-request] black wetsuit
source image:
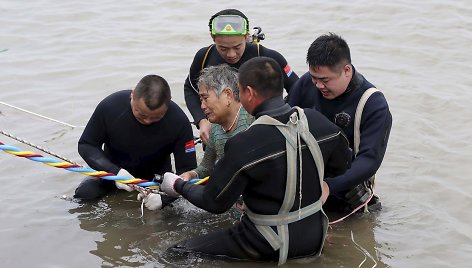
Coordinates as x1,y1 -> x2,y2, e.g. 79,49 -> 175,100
184,42 -> 299,125
74,90 -> 197,200
287,68 -> 392,211
170,97 -> 351,262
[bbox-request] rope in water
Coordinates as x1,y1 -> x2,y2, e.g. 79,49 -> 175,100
328,193 -> 374,225
0,101 -> 81,128
0,130 -> 77,164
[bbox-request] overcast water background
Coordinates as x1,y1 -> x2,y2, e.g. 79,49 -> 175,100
1,0 -> 471,267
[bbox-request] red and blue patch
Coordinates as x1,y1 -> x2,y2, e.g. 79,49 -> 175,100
185,140 -> 195,153
284,64 -> 293,77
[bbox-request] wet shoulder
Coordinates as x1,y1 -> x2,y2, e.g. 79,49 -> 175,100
303,108 -> 341,138
189,45 -> 215,70
357,76 -> 390,113
165,101 -> 190,122
258,44 -> 287,63
194,45 -> 213,59
100,90 -> 131,109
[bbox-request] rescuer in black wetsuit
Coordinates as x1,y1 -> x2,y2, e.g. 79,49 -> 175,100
74,74 -> 197,201
286,33 -> 392,214
185,8 -> 299,145
160,57 -> 351,264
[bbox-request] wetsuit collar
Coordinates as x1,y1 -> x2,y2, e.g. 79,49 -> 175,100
254,96 -> 292,118
344,65 -> 363,95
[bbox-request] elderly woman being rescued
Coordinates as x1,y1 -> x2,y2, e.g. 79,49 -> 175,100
180,64 -> 254,181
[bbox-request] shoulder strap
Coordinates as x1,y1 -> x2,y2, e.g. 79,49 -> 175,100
353,87 -> 379,156
201,44 -> 214,70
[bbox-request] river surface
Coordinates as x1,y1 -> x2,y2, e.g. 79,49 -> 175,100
0,0 -> 471,267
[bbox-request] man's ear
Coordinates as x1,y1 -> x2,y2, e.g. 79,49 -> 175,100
343,64 -> 353,78
246,85 -> 263,113
246,85 -> 257,100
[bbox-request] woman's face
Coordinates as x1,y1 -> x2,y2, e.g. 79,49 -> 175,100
199,83 -> 232,124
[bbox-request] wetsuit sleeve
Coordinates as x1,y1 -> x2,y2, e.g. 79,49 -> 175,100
261,46 -> 299,93
172,113 -> 198,175
184,47 -> 208,125
324,131 -> 352,179
78,101 -> 120,175
286,72 -> 316,108
193,127 -> 217,178
174,137 -> 248,214
325,93 -> 392,193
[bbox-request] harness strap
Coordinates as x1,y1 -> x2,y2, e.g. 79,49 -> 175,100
246,199 -> 323,226
353,87 -> 379,212
251,114 -> 295,264
246,107 -> 328,265
353,87 -> 379,156
201,44 -> 214,70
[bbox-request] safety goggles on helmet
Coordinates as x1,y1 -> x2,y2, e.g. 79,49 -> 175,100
211,15 -> 247,35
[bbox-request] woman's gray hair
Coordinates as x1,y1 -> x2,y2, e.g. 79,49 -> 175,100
197,64 -> 240,101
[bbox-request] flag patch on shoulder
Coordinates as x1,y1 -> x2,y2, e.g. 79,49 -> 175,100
185,140 -> 195,153
284,64 -> 293,77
